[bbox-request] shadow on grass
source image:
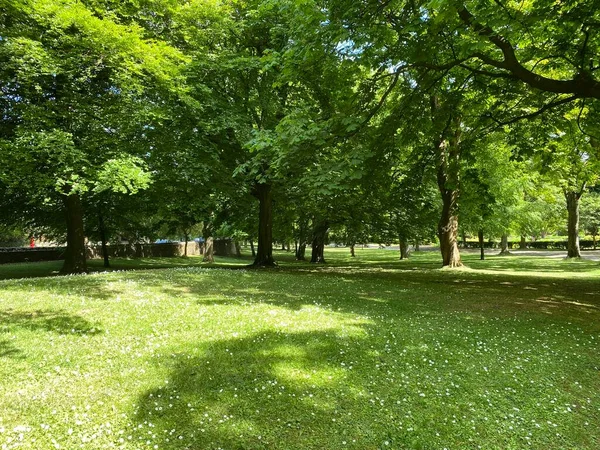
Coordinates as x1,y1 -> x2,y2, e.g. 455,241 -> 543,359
0,309 -> 102,335
0,339 -> 22,358
132,329 -> 409,449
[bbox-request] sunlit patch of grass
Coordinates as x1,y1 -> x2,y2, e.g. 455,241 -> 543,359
0,249 -> 599,448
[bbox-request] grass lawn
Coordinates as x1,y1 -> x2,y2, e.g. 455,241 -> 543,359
1,248 -> 599,449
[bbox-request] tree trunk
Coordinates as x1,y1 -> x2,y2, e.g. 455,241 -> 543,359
478,229 -> 484,261
99,212 -> 110,268
593,233 -> 597,250
250,240 -> 256,257
203,237 -> 214,262
399,236 -> 409,260
234,240 -> 242,257
520,235 -> 527,250
295,218 -> 308,261
296,243 -> 306,260
203,222 -> 214,263
433,100 -> 463,268
414,240 -> 420,252
310,221 -> 328,263
499,233 -> 510,255
350,244 -> 355,257
184,233 -> 189,257
565,190 -> 582,258
61,193 -> 88,274
251,183 -> 276,267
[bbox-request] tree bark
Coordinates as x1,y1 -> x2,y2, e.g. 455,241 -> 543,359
565,190 -> 582,258
414,240 -> 420,252
478,229 -> 484,261
433,98 -> 463,268
250,240 -> 256,257
203,222 -> 214,263
184,232 -> 189,257
350,244 -> 355,257
399,236 -> 409,260
295,218 -> 308,261
203,237 -> 214,262
234,240 -> 242,257
61,193 -> 88,274
520,235 -> 527,250
310,221 -> 328,263
99,212 -> 110,268
251,183 -> 276,267
499,233 -> 510,255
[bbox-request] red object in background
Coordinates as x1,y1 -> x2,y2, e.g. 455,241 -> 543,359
29,238 -> 35,248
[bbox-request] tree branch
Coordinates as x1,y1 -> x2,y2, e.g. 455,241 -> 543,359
457,5 -> 600,98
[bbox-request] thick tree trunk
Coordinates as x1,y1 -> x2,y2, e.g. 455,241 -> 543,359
203,237 -> 214,262
61,193 -> 88,274
565,190 -> 582,258
520,235 -> 527,250
310,221 -> 328,263
499,233 -> 510,255
99,213 -> 110,268
399,236 -> 409,260
250,240 -> 256,257
350,244 -> 355,257
251,183 -> 276,267
478,229 -> 484,261
203,222 -> 214,262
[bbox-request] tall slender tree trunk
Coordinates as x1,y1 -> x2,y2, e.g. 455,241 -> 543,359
350,244 -> 355,257
414,240 -> 420,252
565,190 -> 582,258
61,193 -> 88,274
478,229 -> 485,261
251,183 -> 276,267
250,240 -> 256,257
184,232 -> 189,257
433,99 -> 463,268
499,233 -> 510,255
310,221 -> 328,263
99,212 -> 110,268
234,240 -> 242,257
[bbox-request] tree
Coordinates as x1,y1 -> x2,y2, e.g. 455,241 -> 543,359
0,0 -> 183,273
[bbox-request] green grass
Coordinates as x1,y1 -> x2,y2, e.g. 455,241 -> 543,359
1,249 -> 599,449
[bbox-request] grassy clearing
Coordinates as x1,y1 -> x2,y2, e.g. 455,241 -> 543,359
1,249 -> 599,449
